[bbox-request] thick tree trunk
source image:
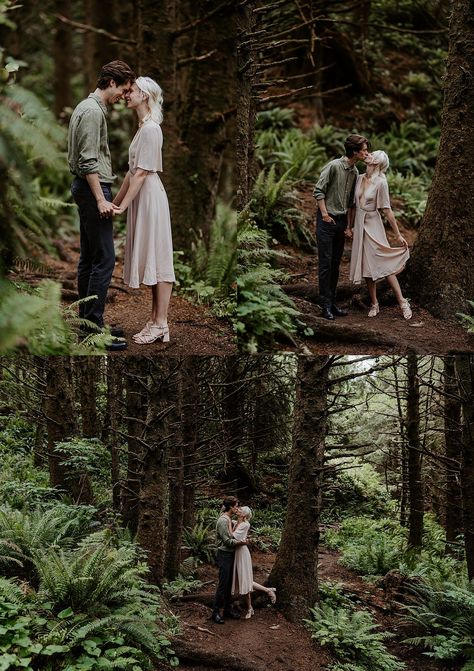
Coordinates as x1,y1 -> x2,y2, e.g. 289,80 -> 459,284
406,353 -> 424,550
106,358 -> 123,512
122,358 -> 148,533
443,356 -> 463,547
136,360 -> 176,583
45,357 -> 93,504
181,358 -> 200,529
269,356 -> 330,622
455,355 -> 474,580
77,357 -> 100,438
137,0 -> 237,250
405,0 -> 474,317
53,0 -> 73,117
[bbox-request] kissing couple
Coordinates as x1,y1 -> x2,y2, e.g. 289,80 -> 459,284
211,496 -> 277,624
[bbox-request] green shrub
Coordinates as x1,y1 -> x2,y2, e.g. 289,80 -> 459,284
305,602 -> 405,670
162,575 -> 203,600
182,522 -> 215,564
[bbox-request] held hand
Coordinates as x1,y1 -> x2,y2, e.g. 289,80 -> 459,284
322,214 -> 336,225
97,199 -> 115,218
112,203 -> 126,216
345,228 -> 353,239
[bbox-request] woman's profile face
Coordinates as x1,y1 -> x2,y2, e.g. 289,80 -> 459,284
365,153 -> 377,165
126,83 -> 144,109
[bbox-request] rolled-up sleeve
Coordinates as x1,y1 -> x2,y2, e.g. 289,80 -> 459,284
76,109 -> 101,175
313,162 -> 333,200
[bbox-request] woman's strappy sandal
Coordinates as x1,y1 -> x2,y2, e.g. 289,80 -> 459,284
400,299 -> 412,320
368,303 -> 380,318
133,321 -> 153,341
134,324 -> 170,344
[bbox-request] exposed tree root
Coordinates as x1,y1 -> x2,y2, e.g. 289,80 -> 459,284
171,638 -> 267,671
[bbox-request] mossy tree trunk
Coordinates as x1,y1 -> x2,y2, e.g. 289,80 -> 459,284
406,352 -> 424,551
137,0 -> 237,250
405,0 -> 474,317
444,356 -> 463,548
269,356 -> 330,622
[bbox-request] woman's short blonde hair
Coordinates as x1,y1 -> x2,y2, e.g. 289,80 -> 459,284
371,150 -> 389,173
239,506 -> 252,520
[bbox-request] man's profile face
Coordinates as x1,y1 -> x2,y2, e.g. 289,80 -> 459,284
230,502 -> 239,514
354,143 -> 369,161
108,80 -> 132,103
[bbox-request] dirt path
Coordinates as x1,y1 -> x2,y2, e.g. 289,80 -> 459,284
12,241 -> 237,356
272,186 -> 474,355
165,547 -> 454,671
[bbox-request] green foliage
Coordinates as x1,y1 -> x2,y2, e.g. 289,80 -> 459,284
162,575 -> 203,600
318,581 -> 354,610
322,466 -> 391,522
457,301 -> 474,333
182,522 -> 215,564
403,580 -> 474,665
173,201 -> 236,317
236,210 -> 301,352
305,602 -> 405,671
0,280 -> 116,355
0,51 -> 73,271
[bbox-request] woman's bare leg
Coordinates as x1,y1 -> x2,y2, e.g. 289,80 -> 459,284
386,274 -> 405,305
365,277 -> 377,306
151,282 -> 173,326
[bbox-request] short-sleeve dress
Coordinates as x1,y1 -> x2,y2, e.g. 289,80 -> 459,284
123,119 -> 175,288
231,522 -> 253,596
349,174 -> 409,285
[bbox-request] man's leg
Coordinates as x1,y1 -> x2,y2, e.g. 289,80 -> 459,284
72,181 -> 115,329
212,550 -> 231,619
72,179 -> 92,320
223,553 -> 238,616
330,215 -> 348,312
316,211 -> 335,317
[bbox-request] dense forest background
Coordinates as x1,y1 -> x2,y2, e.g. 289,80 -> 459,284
1,354 -> 474,670
236,0 -> 474,352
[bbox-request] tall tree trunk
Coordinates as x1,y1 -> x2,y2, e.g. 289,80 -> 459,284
77,357 -> 100,438
444,356 -> 463,548
182,357 -> 200,529
106,358 -> 122,512
136,361 -> 176,583
455,355 -> 474,580
33,356 -> 47,467
122,358 -> 148,532
406,0 -> 474,317
45,357 -> 93,504
137,0 -> 237,250
269,356 -> 330,622
406,353 -> 424,551
53,0 -> 73,117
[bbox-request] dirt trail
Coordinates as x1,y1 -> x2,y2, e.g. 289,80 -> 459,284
166,547 -> 454,671
12,241 -> 237,356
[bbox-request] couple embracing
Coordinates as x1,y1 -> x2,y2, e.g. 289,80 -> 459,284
68,61 -> 175,351
211,496 -> 276,624
314,134 -> 412,322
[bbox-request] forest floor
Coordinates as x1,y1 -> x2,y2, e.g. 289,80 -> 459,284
11,238 -> 237,356
166,545 -> 455,671
272,185 -> 474,356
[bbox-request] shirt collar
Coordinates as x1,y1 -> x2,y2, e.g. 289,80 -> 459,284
88,92 -> 108,116
340,156 -> 356,170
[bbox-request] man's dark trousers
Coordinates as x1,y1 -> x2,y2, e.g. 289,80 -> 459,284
71,177 -> 115,329
316,210 -> 347,309
212,549 -> 234,614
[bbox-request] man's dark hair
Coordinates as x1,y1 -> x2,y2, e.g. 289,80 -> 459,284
344,134 -> 370,158
97,60 -> 136,89
222,496 -> 238,511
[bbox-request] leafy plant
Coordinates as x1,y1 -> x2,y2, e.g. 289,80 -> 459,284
162,575 -> 203,600
182,522 -> 215,564
457,300 -> 474,333
306,603 -> 405,671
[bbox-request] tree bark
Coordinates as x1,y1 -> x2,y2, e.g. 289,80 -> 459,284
269,356 -> 330,622
455,355 -> 474,580
45,357 -> 93,504
53,0 -> 73,117
405,0 -> 474,317
443,356 -> 463,547
181,357 -> 200,529
77,357 -> 100,438
406,353 -> 424,551
137,0 -> 237,250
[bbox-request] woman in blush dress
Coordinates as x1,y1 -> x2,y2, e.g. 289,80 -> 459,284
113,76 -> 175,343
349,150 -> 412,320
230,506 -> 276,619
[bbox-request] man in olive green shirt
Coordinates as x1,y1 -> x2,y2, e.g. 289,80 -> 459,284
211,496 -> 246,624
68,60 -> 135,346
313,134 -> 369,320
